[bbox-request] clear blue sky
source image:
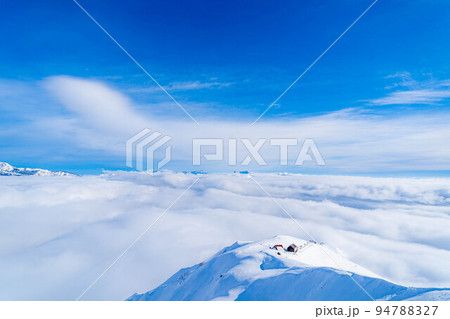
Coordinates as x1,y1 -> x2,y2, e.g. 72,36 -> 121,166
1,0 -> 450,174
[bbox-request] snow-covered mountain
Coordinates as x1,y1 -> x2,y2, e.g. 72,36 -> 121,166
0,162 -> 75,176
128,235 -> 450,301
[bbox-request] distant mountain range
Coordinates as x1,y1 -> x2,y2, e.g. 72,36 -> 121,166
128,235 -> 450,301
0,162 -> 76,176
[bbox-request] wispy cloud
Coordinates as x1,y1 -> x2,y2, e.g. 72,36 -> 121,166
5,76 -> 450,173
369,89 -> 450,105
368,72 -> 450,105
128,80 -> 232,93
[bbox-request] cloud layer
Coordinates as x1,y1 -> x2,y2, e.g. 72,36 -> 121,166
0,172 -> 449,300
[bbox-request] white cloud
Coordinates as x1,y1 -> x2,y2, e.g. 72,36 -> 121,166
368,73 -> 450,105
0,172 -> 449,300
3,75 -> 450,172
43,76 -> 148,132
127,80 -> 232,93
35,76 -> 450,172
368,89 -> 450,105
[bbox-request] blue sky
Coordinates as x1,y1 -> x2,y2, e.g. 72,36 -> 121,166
2,0 -> 450,174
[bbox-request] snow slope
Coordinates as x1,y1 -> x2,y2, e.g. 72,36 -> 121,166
128,235 -> 450,301
0,162 -> 75,176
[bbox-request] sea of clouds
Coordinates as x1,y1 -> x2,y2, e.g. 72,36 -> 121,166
0,172 -> 449,300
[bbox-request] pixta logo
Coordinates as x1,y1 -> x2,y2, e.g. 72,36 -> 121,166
126,128 -> 172,174
126,129 -> 325,173
192,138 -> 325,166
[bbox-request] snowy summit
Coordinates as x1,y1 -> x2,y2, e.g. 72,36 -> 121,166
0,162 -> 75,176
128,235 -> 450,301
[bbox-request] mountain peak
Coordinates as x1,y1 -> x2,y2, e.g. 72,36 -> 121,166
128,236 -> 450,301
0,162 -> 76,176
0,162 -> 14,171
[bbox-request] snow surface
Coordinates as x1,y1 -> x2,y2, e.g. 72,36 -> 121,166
0,162 -> 75,176
128,235 -> 450,301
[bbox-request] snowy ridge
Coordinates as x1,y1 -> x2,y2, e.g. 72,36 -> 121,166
0,162 -> 76,176
128,236 -> 450,301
